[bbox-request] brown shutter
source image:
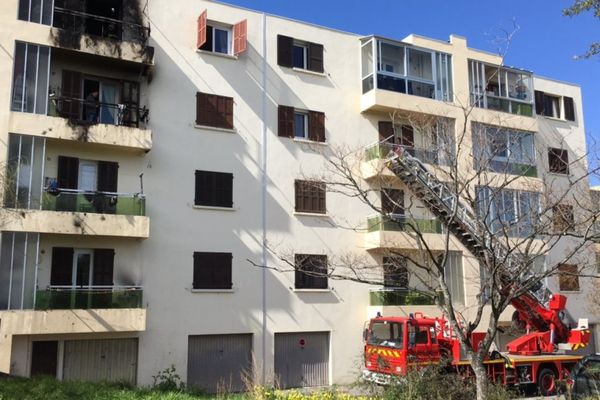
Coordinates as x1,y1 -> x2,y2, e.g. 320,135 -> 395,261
97,161 -> 119,192
60,70 -> 82,119
195,92 -> 205,125
564,96 -> 575,121
92,249 -> 114,286
57,156 -> 79,189
197,10 -> 207,49
278,105 -> 294,137
308,42 -> 324,73
50,247 -> 74,285
294,180 -> 302,211
233,19 -> 247,56
401,125 -> 414,147
308,111 -> 325,142
378,121 -> 394,142
224,96 -> 234,129
318,182 -> 326,213
277,35 -> 293,68
534,90 -> 545,115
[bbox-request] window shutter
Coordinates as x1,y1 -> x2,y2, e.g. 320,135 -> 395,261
318,182 -> 326,213
564,96 -> 575,121
60,70 -> 82,119
224,97 -> 234,129
277,35 -> 293,68
197,10 -> 207,49
92,249 -> 115,286
401,125 -> 414,147
216,172 -> 233,208
308,111 -> 325,142
534,90 -> 545,115
378,121 -> 394,142
97,161 -> 119,192
278,105 -> 294,137
308,42 -> 324,73
50,247 -> 74,285
57,156 -> 79,189
233,19 -> 247,56
195,92 -> 204,125
294,180 -> 303,212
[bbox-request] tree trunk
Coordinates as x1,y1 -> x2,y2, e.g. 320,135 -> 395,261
470,355 -> 489,400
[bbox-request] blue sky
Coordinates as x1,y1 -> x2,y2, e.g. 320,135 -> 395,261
222,0 -> 599,153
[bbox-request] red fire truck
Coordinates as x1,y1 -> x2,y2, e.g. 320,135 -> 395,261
362,144 -> 592,395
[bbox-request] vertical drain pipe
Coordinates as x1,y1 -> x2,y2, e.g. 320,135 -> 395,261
260,12 -> 268,386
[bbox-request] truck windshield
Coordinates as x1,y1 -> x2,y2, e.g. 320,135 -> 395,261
368,321 -> 403,349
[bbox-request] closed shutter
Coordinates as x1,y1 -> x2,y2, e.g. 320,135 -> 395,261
295,255 -> 327,289
401,125 -> 414,147
60,70 -> 82,119
295,180 -> 325,213
378,121 -> 394,142
195,171 -> 233,207
277,35 -> 293,68
193,252 -> 232,289
216,172 -> 233,208
233,19 -> 247,55
92,249 -> 114,286
196,92 -> 210,126
51,247 -> 74,285
564,96 -> 575,121
308,111 -> 325,142
534,90 -> 545,115
222,96 -> 234,129
308,43 -> 324,73
97,161 -> 119,192
197,10 -> 207,49
278,105 -> 294,138
57,156 -> 79,189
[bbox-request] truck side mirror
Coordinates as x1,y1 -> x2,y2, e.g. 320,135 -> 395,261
363,328 -> 368,342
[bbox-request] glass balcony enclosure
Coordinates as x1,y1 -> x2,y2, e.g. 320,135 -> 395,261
469,60 -> 533,117
42,189 -> 146,216
35,286 -> 143,310
361,37 -> 453,102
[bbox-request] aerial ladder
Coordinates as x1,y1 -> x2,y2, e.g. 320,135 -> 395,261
382,143 -> 590,355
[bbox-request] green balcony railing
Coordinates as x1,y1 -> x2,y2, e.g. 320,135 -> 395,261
42,190 -> 145,216
369,289 -> 438,306
34,287 -> 143,310
485,95 -> 533,117
367,214 -> 443,234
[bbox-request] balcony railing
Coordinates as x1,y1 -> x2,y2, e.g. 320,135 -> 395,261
367,214 -> 443,234
365,142 -> 448,166
42,189 -> 146,216
369,288 -> 437,306
34,286 -> 143,310
49,95 -> 149,128
53,7 -> 150,45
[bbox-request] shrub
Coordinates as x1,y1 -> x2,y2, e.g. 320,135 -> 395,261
152,365 -> 186,392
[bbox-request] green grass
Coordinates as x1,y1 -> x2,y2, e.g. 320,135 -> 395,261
0,376 -> 245,400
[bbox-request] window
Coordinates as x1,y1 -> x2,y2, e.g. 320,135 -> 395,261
277,35 -> 324,73
548,148 -> 569,175
383,257 -> 409,288
294,254 -> 328,289
18,0 -> 53,25
278,106 -> 325,142
381,189 -> 404,215
472,124 -> 536,176
50,247 -> 115,287
196,11 -> 247,56
558,264 -> 579,291
553,204 -> 574,233
378,122 -> 414,147
11,42 -> 50,115
535,91 -> 576,121
294,180 -> 326,214
194,170 -> 233,208
196,92 -> 234,129
193,252 -> 232,290
476,187 -> 540,237
443,252 -> 464,305
368,321 -> 403,349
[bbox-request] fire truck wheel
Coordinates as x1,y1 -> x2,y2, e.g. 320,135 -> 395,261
537,368 -> 557,396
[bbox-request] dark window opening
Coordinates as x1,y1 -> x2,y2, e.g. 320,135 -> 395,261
381,189 -> 404,215
295,254 -> 328,289
548,148 -> 569,175
553,204 -> 575,233
294,180 -> 326,214
558,264 -> 579,291
383,256 -> 409,288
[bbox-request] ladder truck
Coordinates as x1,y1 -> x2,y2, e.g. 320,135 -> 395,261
362,143 -> 591,396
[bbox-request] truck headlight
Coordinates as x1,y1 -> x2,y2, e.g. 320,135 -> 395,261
395,366 -> 402,373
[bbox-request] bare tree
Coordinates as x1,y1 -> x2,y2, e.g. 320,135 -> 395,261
563,0 -> 600,58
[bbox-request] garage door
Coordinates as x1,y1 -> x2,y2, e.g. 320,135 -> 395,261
274,332 -> 329,389
63,338 -> 138,383
187,334 -> 253,393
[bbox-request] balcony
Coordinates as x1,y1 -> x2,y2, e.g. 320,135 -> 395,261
50,4 -> 154,64
35,287 -> 143,310
369,288 -> 437,306
42,190 -> 145,216
367,215 -> 442,234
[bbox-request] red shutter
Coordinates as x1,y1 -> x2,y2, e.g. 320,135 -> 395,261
233,19 -> 247,56
197,10 -> 207,49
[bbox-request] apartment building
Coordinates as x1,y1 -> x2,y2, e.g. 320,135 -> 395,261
0,0 -> 595,393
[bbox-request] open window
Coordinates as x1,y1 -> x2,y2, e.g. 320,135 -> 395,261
197,10 -> 247,56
